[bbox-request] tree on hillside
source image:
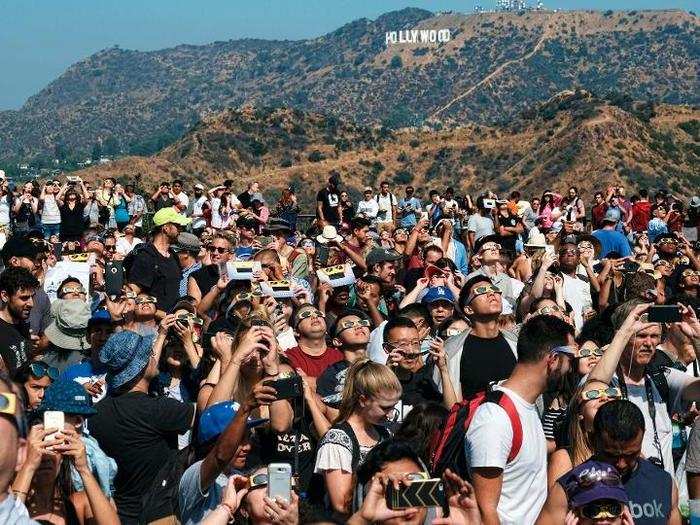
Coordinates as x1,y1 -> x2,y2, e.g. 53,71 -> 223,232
102,136 -> 121,157
91,141 -> 102,161
390,55 -> 403,68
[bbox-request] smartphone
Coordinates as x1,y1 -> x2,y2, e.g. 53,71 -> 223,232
316,243 -> 330,267
216,261 -> 227,279
44,410 -> 65,438
263,376 -> 303,400
483,198 -> 496,209
386,478 -> 446,509
267,463 -> 292,503
52,242 -> 62,259
648,305 -> 682,323
105,261 -> 124,297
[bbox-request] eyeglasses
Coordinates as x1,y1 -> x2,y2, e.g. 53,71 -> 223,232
479,242 -> 501,253
445,327 -> 467,337
576,347 -> 604,358
207,246 -> 229,254
29,362 -> 59,380
122,291 -> 137,300
233,292 -> 254,303
135,296 -> 157,305
534,305 -> 562,316
297,309 -> 325,322
682,269 -> 700,278
579,501 -> 623,520
336,319 -> 371,335
654,260 -> 672,268
657,239 -> 677,246
581,387 -> 622,401
466,284 -> 502,304
577,242 -> 593,250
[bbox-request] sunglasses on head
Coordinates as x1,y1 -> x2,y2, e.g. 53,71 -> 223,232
135,295 -> 157,305
207,246 -> 229,254
337,319 -> 371,334
581,387 -> 622,401
466,284 -> 501,304
233,292 -> 254,303
576,346 -> 604,358
578,501 -> 623,520
30,362 -> 59,380
535,305 -> 562,316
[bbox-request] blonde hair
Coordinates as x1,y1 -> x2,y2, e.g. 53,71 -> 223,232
336,359 -> 402,423
567,379 -> 608,467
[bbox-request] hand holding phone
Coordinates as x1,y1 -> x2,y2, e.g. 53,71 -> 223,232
43,411 -> 65,440
267,463 -> 292,503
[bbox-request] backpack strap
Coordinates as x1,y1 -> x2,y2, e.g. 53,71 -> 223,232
484,390 -> 523,463
335,421 -> 361,470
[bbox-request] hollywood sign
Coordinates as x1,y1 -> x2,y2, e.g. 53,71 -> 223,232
385,28 -> 452,46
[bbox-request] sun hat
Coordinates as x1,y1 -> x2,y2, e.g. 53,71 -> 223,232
45,300 -> 91,351
198,400 -> 268,444
172,232 -> 201,253
316,225 -> 343,244
194,183 -> 205,191
525,229 -> 547,249
99,330 -> 156,390
421,286 -> 455,305
365,247 -> 401,267
37,378 -> 97,416
152,207 -> 192,227
560,460 -> 628,508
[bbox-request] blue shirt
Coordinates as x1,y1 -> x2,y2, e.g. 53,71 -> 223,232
593,228 -> 632,258
399,197 -> 422,227
180,261 -> 202,297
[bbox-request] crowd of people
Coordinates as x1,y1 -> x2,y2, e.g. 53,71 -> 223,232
0,168 -> 699,525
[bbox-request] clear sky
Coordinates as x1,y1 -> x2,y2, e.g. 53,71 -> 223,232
0,0 -> 694,110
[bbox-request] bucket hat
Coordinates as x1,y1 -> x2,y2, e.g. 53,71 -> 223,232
316,225 -> 343,244
99,330 -> 156,390
45,300 -> 90,351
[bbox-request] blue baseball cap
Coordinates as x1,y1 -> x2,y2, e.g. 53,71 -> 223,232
198,401 -> 268,444
99,331 -> 155,390
88,309 -> 112,329
38,379 -> 97,416
421,286 -> 455,305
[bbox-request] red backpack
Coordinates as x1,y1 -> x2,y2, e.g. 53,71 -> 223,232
430,388 -> 523,477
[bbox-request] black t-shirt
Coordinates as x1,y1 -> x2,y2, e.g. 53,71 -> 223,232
0,317 -> 31,377
128,243 -> 182,311
397,364 -> 443,408
316,360 -> 350,408
459,333 -> 516,398
89,392 -> 193,521
316,188 -> 340,224
238,191 -> 253,210
496,214 -> 521,253
59,203 -> 86,237
152,195 -> 175,212
190,264 -> 218,297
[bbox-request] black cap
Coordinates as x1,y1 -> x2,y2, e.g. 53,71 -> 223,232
365,247 -> 401,267
1,236 -> 38,264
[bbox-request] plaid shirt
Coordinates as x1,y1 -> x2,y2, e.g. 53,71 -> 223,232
128,194 -> 146,217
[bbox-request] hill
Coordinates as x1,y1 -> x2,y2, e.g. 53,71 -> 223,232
73,92 -> 700,206
0,8 -> 697,160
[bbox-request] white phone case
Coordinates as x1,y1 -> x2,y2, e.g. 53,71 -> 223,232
267,463 -> 292,503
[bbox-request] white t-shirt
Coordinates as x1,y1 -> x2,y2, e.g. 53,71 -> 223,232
173,191 -> 189,211
116,236 -> 143,256
0,195 -> 10,225
608,370 -> 690,477
41,194 -> 61,225
561,273 -> 592,331
357,199 -> 379,220
465,385 -> 547,525
376,193 -> 397,222
192,195 -> 208,218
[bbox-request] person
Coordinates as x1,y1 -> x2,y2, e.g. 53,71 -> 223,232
316,174 -> 341,227
285,304 -> 343,382
170,232 -> 202,297
237,181 -> 258,210
593,209 -> 632,259
465,315 -> 575,525
356,187 -> 379,225
115,223 -> 142,256
494,199 -> 524,255
125,183 -> 146,232
314,359 -> 401,516
151,181 -> 175,212
127,207 -> 190,312
375,181 -> 398,233
587,300 -> 700,476
631,189 -> 652,233
538,400 -> 680,525
13,379 -> 120,525
420,285 -> 456,326
112,183 -> 131,230
272,188 -> 300,231
18,361 -> 57,410
0,176 -> 12,232
171,179 -> 189,215
90,328 -> 195,524
42,299 -> 91,373
467,236 -> 523,314
233,218 -> 257,261
247,195 -> 269,234
57,184 -> 88,242
0,372 -> 37,524
0,266 -> 38,377
39,180 -> 62,239
398,185 -> 422,229
12,183 -> 38,235
557,240 -> 595,330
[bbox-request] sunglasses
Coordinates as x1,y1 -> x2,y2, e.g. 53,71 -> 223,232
657,240 -> 677,246
59,286 -> 86,297
579,501 -> 623,520
297,309 -> 325,322
384,341 -> 423,353
682,269 -> 700,278
30,362 -> 59,380
135,296 -> 157,305
233,292 -> 254,303
207,246 -> 229,254
337,319 -> 371,334
576,347 -> 604,358
466,284 -> 502,304
581,387 -> 622,401
534,305 -> 562,316
0,392 -> 26,438
175,313 -> 204,326
577,242 -> 593,250
559,248 -> 578,255
655,260 -> 672,268
479,243 -> 501,253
